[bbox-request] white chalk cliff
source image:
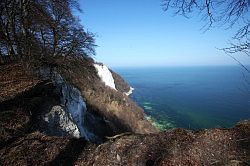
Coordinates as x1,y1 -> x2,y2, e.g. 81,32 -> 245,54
94,63 -> 117,90
39,68 -> 99,141
53,73 -> 98,141
43,105 -> 81,138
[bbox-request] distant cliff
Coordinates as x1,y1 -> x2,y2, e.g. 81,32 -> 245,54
109,69 -> 131,93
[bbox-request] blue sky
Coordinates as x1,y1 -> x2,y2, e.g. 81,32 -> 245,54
77,0 -> 249,67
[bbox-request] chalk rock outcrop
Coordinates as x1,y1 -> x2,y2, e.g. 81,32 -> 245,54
43,105 -> 81,138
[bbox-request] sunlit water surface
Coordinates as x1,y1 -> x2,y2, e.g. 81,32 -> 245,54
115,66 -> 250,130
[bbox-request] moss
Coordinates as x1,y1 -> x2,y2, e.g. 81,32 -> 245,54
145,115 -> 175,131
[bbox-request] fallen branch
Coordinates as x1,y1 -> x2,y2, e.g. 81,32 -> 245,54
105,132 -> 132,141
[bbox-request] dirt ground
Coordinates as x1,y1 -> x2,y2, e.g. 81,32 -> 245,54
0,119 -> 249,166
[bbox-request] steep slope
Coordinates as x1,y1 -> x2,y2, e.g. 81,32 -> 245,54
0,63 -> 40,102
51,57 -> 158,136
0,58 -> 157,144
109,69 -> 131,93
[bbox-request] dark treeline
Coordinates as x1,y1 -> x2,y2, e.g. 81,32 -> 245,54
0,0 -> 96,64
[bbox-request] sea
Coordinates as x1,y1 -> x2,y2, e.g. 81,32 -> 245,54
114,66 -> 250,130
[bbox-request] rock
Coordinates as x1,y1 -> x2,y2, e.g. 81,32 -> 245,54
116,154 -> 121,162
43,105 -> 81,138
52,73 -> 98,141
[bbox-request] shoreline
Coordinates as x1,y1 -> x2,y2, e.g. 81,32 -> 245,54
125,87 -> 134,96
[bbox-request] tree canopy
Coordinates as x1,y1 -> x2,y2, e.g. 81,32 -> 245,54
0,0 -> 96,64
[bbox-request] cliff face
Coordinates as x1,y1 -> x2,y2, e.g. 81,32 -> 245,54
109,69 -> 131,94
52,57 -> 158,136
0,57 -> 157,144
1,59 -> 249,166
94,63 -> 117,90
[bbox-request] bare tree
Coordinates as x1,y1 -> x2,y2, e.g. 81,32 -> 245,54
0,0 -> 96,64
162,0 -> 250,70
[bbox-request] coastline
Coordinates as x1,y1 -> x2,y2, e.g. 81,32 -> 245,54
125,87 -> 134,96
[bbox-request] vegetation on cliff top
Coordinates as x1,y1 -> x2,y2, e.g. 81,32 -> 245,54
0,0 -> 95,65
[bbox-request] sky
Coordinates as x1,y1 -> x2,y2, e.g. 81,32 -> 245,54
77,0 -> 249,67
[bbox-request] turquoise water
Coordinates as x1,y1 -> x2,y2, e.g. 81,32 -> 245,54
115,66 -> 250,130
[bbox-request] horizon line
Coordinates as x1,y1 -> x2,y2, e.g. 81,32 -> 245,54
110,64 -> 250,68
